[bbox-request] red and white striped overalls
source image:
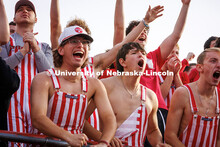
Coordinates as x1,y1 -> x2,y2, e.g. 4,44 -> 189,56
7,36 -> 41,146
115,85 -> 148,147
81,57 -> 100,131
179,84 -> 220,147
159,74 -> 175,109
33,68 -> 88,134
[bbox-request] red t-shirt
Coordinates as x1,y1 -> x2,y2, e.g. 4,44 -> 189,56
99,69 -> 117,79
188,68 -> 199,83
180,59 -> 189,73
180,72 -> 189,84
140,47 -> 168,110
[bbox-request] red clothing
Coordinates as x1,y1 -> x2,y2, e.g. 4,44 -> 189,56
115,85 -> 148,146
32,69 -> 88,135
140,47 -> 167,110
158,72 -> 189,109
180,59 -> 189,73
189,68 -> 199,83
82,57 -> 100,141
99,68 -> 117,79
180,85 -> 220,146
180,72 -> 189,84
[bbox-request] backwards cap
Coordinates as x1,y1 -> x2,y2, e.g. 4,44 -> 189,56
58,26 -> 93,46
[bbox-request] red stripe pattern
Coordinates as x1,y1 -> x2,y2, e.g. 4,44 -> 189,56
81,57 -> 95,78
33,69 -> 88,134
81,58 -> 100,132
115,85 -> 148,147
7,37 -> 39,147
158,74 -> 175,109
179,85 -> 220,147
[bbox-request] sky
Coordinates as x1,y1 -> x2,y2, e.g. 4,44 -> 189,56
3,0 -> 220,63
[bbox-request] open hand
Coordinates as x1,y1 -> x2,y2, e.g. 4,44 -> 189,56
144,5 -> 164,24
185,52 -> 195,61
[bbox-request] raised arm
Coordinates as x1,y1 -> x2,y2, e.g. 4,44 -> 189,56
113,0 -> 125,46
173,60 -> 183,88
180,52 -> 195,72
0,0 -> 9,45
93,5 -> 164,74
160,0 -> 191,60
50,0 -> 62,49
160,57 -> 176,99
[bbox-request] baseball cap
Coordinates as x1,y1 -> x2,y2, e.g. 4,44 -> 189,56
58,26 -> 93,46
15,0 -> 36,15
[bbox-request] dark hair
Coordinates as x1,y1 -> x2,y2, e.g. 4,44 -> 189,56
53,39 -> 70,67
53,50 -> 63,68
215,37 -> 220,48
15,0 -> 36,15
125,20 -> 140,36
9,21 -> 16,26
183,63 -> 196,72
116,42 -> 146,72
204,36 -> 218,49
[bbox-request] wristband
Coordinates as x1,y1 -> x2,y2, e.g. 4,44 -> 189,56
142,19 -> 149,28
99,140 -> 109,146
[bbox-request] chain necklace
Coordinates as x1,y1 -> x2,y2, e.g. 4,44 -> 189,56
196,82 -> 215,117
121,77 -> 139,99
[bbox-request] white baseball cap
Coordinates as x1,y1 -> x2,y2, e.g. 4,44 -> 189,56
58,26 -> 93,46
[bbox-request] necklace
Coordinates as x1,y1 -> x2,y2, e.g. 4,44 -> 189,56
121,77 -> 139,99
196,82 -> 215,116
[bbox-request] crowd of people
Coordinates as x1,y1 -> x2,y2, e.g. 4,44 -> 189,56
0,0 -> 220,146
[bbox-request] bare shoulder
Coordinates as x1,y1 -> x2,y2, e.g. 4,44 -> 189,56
171,86 -> 190,108
145,87 -> 157,101
144,86 -> 158,106
32,71 -> 52,87
87,76 -> 107,91
101,76 -> 117,91
143,87 -> 158,115
101,76 -> 117,85
173,86 -> 189,100
88,76 -> 103,85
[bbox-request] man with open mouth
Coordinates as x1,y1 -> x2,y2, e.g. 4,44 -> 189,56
165,47 -> 220,146
30,26 -> 117,146
101,42 -> 167,146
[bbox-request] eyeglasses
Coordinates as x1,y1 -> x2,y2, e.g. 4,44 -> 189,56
68,39 -> 91,46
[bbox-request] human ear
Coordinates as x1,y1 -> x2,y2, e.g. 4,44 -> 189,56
119,58 -> 126,68
196,64 -> 203,73
58,47 -> 64,55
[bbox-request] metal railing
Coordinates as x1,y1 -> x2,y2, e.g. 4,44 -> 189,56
0,130 -> 95,147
